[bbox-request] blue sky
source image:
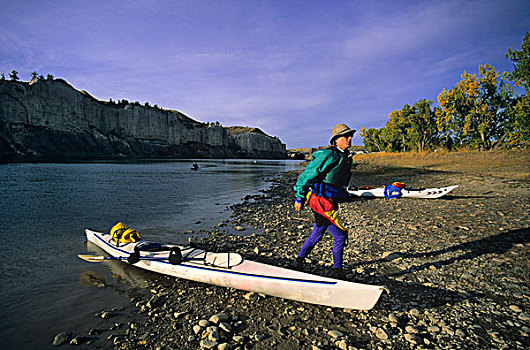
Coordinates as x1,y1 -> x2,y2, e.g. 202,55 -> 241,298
1,0 -> 528,149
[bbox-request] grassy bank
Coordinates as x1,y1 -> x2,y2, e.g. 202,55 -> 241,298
352,148 -> 530,181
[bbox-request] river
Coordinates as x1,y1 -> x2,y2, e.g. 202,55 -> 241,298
0,159 -> 302,349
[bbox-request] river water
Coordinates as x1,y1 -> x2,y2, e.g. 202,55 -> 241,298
0,159 -> 302,349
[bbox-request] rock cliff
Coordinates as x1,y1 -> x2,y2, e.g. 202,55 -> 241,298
0,79 -> 287,161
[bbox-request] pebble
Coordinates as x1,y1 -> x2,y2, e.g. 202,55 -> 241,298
52,332 -> 71,346
405,333 -> 419,344
388,313 -> 398,324
509,305 -> 523,312
243,292 -> 259,301
219,322 -> 232,333
518,313 -> 530,321
374,328 -> 388,340
209,314 -> 230,324
200,339 -> 218,349
405,325 -> 419,334
409,308 -> 421,317
328,330 -> 344,338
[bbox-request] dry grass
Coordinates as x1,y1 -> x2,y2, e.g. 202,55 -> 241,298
352,148 -> 530,181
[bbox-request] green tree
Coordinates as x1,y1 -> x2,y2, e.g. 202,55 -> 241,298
506,31 -> 530,94
504,32 -> 530,146
46,73 -> 54,80
408,100 -> 439,151
0,73 -> 5,81
9,70 -> 19,81
31,71 -> 38,79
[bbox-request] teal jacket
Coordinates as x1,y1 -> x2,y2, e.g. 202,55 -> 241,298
294,146 -> 352,202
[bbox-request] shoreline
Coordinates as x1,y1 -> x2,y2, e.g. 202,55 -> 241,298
69,166 -> 528,349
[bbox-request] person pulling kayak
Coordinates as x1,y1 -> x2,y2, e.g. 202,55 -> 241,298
292,123 -> 356,279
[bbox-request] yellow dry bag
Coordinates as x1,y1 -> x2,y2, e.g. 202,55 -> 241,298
110,222 -> 128,241
120,228 -> 141,243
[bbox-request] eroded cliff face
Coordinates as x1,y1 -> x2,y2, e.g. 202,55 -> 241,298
0,79 -> 287,161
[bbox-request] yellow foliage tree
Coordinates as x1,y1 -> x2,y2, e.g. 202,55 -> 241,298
436,64 -> 507,150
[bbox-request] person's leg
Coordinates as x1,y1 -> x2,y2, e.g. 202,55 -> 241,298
327,224 -> 348,268
298,223 -> 327,258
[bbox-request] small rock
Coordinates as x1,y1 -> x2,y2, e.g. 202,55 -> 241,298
328,330 -> 344,338
219,322 -> 232,333
519,313 -> 530,321
52,332 -> 71,346
207,329 -> 220,342
405,333 -> 419,344
405,325 -> 419,334
509,305 -> 523,312
409,308 -> 421,317
174,311 -> 189,319
244,292 -> 259,301
200,339 -> 218,349
218,343 -> 232,350
375,328 -> 388,340
388,313 -> 398,323
427,325 -> 440,333
209,314 -> 230,324
235,226 -> 245,231
70,336 -> 86,345
147,295 -> 160,308
100,311 -> 111,319
338,339 -> 348,350
232,335 -> 245,343
199,319 -> 210,327
193,325 -> 203,334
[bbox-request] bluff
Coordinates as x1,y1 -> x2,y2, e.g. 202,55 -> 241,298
0,79 -> 287,161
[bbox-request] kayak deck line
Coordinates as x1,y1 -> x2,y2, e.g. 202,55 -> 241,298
91,230 -> 338,285
84,229 -> 386,309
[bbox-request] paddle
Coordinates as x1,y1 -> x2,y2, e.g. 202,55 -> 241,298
78,254 -> 168,263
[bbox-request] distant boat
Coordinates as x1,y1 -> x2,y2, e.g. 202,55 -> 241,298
191,163 -> 199,171
253,159 -> 258,164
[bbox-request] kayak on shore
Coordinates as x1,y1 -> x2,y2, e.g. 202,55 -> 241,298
348,185 -> 458,199
81,229 -> 387,310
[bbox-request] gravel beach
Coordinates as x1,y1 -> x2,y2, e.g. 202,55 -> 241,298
71,165 -> 529,350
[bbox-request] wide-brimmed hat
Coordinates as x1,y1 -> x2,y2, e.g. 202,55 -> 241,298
330,123 -> 356,143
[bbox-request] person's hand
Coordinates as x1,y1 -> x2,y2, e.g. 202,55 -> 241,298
294,201 -> 303,212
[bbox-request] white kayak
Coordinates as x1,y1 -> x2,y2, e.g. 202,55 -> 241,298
84,229 -> 386,310
348,185 -> 458,199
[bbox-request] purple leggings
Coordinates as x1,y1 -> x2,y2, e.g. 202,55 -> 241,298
298,222 -> 348,268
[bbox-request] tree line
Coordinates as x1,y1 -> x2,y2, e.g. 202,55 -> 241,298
361,32 -> 529,152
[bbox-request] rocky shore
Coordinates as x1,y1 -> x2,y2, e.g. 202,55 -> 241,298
59,165 -> 529,349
